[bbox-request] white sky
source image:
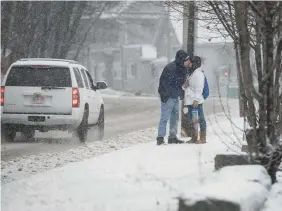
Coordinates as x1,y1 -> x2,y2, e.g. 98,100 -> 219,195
170,10 -> 233,45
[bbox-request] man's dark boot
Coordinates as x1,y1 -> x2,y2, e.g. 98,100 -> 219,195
168,137 -> 184,144
157,137 -> 165,145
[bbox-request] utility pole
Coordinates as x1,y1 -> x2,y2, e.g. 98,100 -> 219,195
181,1 -> 196,137
166,2 -> 172,63
121,23 -> 128,90
87,46 -> 92,76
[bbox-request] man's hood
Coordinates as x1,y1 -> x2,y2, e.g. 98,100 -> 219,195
175,50 -> 188,68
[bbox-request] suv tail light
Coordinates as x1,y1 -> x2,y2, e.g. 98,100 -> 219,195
1,86 -> 5,106
72,88 -> 80,108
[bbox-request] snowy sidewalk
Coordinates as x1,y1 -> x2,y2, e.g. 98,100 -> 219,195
2,113 -> 246,211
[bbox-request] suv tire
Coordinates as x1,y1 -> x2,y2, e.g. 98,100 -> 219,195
77,108 -> 89,143
97,106 -> 104,140
2,124 -> 16,142
22,128 -> 35,141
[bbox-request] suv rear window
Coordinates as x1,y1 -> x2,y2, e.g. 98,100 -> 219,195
73,67 -> 84,88
5,66 -> 72,87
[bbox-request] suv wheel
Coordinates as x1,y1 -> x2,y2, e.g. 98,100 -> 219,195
97,106 -> 104,140
22,128 -> 35,141
77,108 -> 89,143
2,124 -> 16,142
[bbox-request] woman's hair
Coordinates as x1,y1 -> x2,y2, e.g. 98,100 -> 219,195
191,56 -> 202,70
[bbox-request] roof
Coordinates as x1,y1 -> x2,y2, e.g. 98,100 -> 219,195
100,1 -> 166,20
12,58 -> 84,68
99,1 -> 134,19
120,44 -> 157,61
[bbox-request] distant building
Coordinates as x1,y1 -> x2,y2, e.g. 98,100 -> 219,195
195,42 -> 237,96
1,48 -> 12,82
68,1 -> 181,93
1,49 -> 12,75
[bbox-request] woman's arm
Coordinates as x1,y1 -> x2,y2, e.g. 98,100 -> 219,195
193,71 -> 205,102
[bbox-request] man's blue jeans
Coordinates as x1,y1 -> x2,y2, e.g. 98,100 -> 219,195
187,104 -> 207,132
157,98 -> 179,138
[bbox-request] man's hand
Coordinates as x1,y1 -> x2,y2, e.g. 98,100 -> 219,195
160,95 -> 168,103
193,100 -> 199,108
183,80 -> 189,89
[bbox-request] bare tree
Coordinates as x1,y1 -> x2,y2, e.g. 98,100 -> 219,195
166,0 -> 282,183
0,1 -> 119,64
73,1 -> 120,60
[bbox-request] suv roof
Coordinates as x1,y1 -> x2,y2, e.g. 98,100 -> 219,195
12,58 -> 83,68
19,58 -> 79,64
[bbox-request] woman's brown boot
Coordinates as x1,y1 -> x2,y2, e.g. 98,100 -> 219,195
187,125 -> 198,143
195,131 -> 206,144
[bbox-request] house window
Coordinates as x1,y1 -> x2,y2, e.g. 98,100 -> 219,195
113,61 -> 122,79
201,56 -> 207,65
131,63 -> 137,77
151,64 -> 156,77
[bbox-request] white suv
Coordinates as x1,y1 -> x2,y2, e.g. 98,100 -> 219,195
1,58 -> 107,143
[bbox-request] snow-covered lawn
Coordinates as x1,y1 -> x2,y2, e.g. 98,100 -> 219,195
2,111 -> 248,211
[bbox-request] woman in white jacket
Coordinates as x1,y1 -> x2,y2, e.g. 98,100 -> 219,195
182,56 -> 207,144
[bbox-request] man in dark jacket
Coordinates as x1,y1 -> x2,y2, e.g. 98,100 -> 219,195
157,50 -> 190,145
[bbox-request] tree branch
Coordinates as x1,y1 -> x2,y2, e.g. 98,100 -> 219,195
259,36 -> 282,91
208,1 -> 237,42
248,1 -> 266,24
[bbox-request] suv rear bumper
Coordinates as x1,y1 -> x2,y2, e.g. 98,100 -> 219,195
1,109 -> 82,129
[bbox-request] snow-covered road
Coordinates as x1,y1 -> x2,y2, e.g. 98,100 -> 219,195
1,95 -> 228,161
1,96 -> 160,161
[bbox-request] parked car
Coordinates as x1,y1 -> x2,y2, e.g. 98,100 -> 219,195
1,58 -> 107,143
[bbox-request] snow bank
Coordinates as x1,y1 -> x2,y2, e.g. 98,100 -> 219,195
183,180 -> 267,211
181,165 -> 271,211
263,182 -> 282,211
1,128 -> 156,185
1,144 -> 232,211
217,165 -> 272,189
